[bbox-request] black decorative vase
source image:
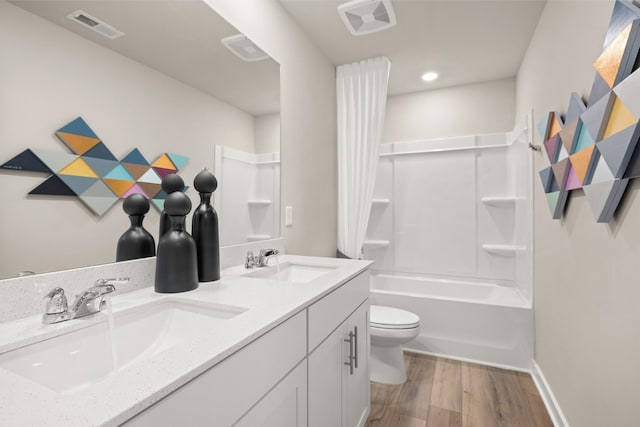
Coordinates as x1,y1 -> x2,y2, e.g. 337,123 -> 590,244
116,194 -> 156,262
192,169 -> 220,282
159,173 -> 185,238
155,192 -> 198,293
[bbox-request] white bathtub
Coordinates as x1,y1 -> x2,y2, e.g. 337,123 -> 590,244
370,273 -> 533,371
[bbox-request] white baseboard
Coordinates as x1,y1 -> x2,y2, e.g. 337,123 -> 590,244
531,360 -> 569,427
404,347 -> 531,374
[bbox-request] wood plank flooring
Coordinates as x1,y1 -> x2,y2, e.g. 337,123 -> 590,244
366,353 -> 553,427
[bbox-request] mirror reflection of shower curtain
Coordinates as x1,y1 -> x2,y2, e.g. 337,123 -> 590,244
336,56 -> 391,259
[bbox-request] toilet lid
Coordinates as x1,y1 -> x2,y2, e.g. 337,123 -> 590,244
370,305 -> 420,329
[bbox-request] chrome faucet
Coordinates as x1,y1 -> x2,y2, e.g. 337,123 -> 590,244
42,277 -> 129,324
245,248 -> 280,269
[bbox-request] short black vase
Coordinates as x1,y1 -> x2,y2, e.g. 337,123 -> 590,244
192,169 -> 220,282
116,194 -> 156,262
155,192 -> 198,293
159,173 -> 185,238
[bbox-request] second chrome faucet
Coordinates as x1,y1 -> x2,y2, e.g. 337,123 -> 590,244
245,248 -> 280,269
42,277 -> 129,324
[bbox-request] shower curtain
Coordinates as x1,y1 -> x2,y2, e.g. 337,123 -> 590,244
337,56 -> 391,259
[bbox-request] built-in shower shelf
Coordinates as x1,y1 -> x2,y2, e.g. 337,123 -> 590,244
363,239 -> 391,248
371,198 -> 391,206
482,244 -> 525,257
247,234 -> 271,242
247,199 -> 272,207
481,196 -> 523,207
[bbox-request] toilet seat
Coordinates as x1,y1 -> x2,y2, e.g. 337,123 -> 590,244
370,305 -> 419,330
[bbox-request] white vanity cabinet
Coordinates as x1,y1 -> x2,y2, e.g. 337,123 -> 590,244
308,272 -> 370,427
124,310 -> 307,427
125,270 -> 370,427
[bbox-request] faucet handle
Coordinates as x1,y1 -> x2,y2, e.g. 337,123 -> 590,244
245,251 -> 256,269
43,287 -> 68,315
94,277 -> 129,287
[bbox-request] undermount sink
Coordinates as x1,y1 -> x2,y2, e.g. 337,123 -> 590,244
243,261 -> 338,283
0,299 -> 247,394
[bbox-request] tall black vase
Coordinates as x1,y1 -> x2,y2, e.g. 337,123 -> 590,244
155,192 -> 198,293
116,194 -> 155,262
192,169 -> 220,282
159,173 -> 185,238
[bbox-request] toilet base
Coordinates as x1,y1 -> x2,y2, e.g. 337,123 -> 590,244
370,344 -> 407,384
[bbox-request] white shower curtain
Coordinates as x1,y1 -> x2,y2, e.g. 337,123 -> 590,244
337,56 -> 391,259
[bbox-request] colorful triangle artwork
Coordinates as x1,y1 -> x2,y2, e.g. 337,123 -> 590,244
55,132 -> 100,155
602,96 -> 637,139
152,153 -> 177,170
121,148 -> 149,166
569,145 -> 597,185
56,117 -> 98,139
59,158 -> 99,178
565,92 -> 586,123
544,134 -> 561,163
596,123 -> 640,177
31,150 -> 78,174
594,22 -> 633,88
122,163 -> 149,180
552,158 -> 571,189
574,121 -> 595,152
1,116 -> 189,217
559,118 -> 580,154
104,164 -> 134,181
84,142 -> 117,161
1,149 -> 52,173
28,175 -> 75,196
537,113 -> 551,140
103,179 -> 136,197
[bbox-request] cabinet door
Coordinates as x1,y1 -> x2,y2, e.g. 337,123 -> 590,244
346,301 -> 370,427
308,321 -> 348,427
234,360 -> 307,427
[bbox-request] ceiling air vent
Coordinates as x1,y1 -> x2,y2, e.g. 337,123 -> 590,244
66,10 -> 125,40
221,34 -> 269,62
338,0 -> 396,36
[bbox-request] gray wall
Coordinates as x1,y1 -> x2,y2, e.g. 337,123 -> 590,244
384,78 -> 516,143
517,1 -> 640,426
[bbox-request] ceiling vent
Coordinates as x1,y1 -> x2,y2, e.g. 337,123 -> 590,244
221,34 -> 269,62
66,10 -> 125,40
338,0 -> 396,36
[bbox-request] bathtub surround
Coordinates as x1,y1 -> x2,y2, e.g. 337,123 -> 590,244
366,117 -> 534,370
337,56 -> 391,259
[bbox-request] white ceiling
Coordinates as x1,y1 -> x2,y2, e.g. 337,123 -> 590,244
279,0 -> 546,96
11,0 -> 280,116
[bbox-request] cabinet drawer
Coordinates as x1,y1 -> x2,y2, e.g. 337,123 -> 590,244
307,271 -> 369,352
124,310 -> 307,427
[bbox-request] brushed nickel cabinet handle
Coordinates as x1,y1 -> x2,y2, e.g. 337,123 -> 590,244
344,331 -> 355,375
353,326 -> 359,369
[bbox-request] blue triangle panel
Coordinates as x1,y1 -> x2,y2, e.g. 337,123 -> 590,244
83,157 -> 119,178
56,117 -> 98,139
604,1 -> 640,49
28,175 -> 75,196
121,148 -> 149,166
587,73 -> 612,107
154,189 -> 168,200
58,175 -> 99,196
1,149 -> 52,173
167,153 -> 189,170
566,92 -> 586,123
84,142 -> 117,161
104,164 -> 134,180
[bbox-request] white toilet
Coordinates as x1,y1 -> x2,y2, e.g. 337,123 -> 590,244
369,305 -> 420,384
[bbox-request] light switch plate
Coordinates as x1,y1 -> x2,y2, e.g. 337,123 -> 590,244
285,206 -> 293,226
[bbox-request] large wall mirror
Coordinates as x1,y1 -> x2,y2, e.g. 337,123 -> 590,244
0,0 -> 280,279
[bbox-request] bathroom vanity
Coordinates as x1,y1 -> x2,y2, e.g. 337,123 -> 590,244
0,255 -> 372,426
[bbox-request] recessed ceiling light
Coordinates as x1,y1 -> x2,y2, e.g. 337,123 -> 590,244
421,72 -> 439,82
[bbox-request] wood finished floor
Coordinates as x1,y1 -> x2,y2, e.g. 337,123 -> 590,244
366,353 -> 553,427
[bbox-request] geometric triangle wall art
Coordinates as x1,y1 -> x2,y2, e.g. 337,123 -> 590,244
0,116 -> 189,217
536,0 -> 640,223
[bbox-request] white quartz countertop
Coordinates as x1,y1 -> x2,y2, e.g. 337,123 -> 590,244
0,255 -> 372,426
